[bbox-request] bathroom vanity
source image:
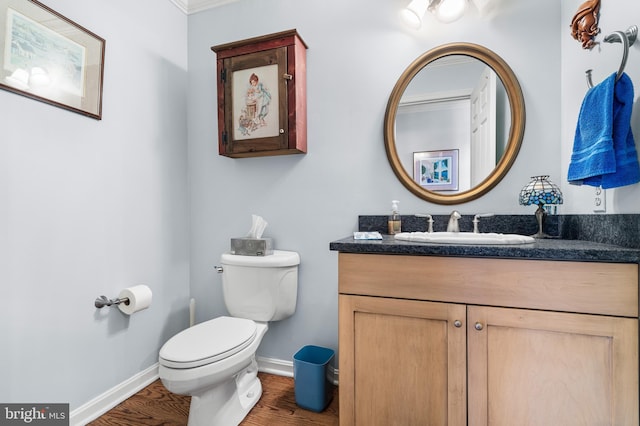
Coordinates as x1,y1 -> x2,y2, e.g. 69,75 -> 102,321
330,235 -> 640,425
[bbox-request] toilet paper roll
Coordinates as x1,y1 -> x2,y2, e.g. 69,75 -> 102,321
117,285 -> 152,315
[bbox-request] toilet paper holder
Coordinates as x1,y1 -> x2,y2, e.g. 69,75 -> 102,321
94,295 -> 130,309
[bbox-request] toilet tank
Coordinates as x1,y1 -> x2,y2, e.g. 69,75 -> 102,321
220,250 -> 300,322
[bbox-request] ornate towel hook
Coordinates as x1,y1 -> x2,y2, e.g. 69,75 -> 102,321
571,0 -> 601,50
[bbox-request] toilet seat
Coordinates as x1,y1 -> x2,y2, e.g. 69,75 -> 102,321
159,316 -> 257,369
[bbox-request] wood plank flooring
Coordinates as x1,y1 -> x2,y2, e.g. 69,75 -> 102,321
89,373 -> 339,425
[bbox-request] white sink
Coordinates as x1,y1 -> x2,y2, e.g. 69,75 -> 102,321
394,231 -> 535,245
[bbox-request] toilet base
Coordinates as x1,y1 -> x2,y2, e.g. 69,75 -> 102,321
187,357 -> 262,426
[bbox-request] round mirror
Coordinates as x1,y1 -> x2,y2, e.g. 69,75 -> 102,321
384,43 -> 525,205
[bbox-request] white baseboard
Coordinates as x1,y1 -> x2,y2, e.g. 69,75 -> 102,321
70,363 -> 159,426
257,356 -> 339,386
257,355 -> 294,377
69,356 -> 338,425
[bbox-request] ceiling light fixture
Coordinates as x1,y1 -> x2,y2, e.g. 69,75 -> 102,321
401,0 -> 468,29
400,0 -> 431,29
433,0 -> 467,23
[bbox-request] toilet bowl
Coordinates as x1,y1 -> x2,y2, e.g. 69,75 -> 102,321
158,250 -> 300,426
159,317 -> 268,426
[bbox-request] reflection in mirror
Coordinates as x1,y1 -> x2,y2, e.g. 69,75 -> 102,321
396,56 -> 511,193
384,43 -> 525,205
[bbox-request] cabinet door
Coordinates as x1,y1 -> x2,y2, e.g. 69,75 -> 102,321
221,47 -> 289,155
339,295 -> 466,426
467,306 -> 639,426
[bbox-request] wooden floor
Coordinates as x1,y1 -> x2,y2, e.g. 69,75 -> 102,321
89,373 -> 339,425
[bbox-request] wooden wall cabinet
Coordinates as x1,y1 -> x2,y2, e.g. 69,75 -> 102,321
211,30 -> 307,158
338,253 -> 639,425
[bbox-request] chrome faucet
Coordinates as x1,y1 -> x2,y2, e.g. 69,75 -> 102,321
447,210 -> 461,232
472,213 -> 495,233
415,214 -> 434,233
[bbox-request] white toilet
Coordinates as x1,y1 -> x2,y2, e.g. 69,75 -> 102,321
158,250 -> 300,426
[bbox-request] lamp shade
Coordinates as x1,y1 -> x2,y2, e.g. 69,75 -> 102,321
519,175 -> 563,206
433,0 -> 467,23
401,0 -> 429,29
401,0 -> 469,29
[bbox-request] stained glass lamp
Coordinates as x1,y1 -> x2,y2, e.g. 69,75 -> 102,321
518,175 -> 563,238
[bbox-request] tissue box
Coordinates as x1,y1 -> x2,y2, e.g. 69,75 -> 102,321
230,238 -> 274,256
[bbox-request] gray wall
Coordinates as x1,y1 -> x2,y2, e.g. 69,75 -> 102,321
187,0 -> 562,366
0,0 -> 189,410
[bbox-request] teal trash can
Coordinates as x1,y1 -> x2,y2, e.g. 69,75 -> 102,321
293,345 -> 335,412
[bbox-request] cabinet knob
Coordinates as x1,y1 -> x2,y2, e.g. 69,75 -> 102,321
475,322 -> 484,331
454,320 -> 462,328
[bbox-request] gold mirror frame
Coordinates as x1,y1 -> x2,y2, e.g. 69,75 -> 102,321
384,42 -> 526,205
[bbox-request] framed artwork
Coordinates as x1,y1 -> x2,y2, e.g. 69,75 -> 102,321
0,0 -> 105,119
212,30 -> 307,158
414,149 -> 459,191
232,63 -> 280,141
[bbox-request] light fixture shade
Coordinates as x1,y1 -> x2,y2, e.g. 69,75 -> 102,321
5,68 -> 30,90
401,0 -> 430,29
433,0 -> 467,23
29,67 -> 51,87
519,175 -> 564,206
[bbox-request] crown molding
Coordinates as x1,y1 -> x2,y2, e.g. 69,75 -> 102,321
169,0 -> 240,14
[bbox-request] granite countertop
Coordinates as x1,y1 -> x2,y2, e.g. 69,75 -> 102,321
329,235 -> 640,263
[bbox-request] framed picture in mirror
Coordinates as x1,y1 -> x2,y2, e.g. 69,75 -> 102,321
0,0 -> 105,119
413,149 -> 459,191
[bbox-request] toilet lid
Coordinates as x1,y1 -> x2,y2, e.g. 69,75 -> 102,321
159,316 -> 257,369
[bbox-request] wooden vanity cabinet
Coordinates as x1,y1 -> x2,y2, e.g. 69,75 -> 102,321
338,253 -> 639,426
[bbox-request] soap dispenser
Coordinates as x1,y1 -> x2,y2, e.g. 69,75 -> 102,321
388,200 -> 401,235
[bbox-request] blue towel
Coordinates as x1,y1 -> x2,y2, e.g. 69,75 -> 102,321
567,72 -> 640,189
